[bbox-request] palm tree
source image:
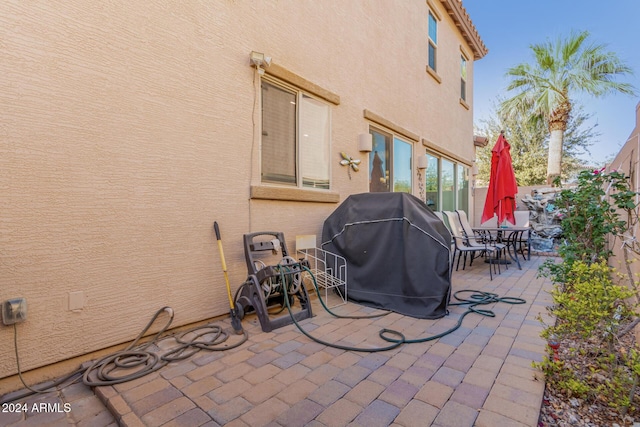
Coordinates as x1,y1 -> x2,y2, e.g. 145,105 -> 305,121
500,31 -> 636,184
476,100 -> 597,186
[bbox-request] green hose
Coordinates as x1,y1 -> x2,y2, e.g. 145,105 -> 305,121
277,264 -> 403,352
380,290 -> 526,345
281,264 -> 525,352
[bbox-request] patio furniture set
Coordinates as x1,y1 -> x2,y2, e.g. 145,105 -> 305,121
434,210 -> 531,280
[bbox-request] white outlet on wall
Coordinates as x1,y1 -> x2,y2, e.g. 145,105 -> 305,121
2,298 -> 27,325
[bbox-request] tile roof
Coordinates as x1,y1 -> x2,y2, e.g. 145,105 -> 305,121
441,0 -> 488,60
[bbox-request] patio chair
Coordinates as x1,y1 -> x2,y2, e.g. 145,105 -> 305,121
477,214 -> 499,243
434,211 -> 452,236
480,215 -> 498,227
433,211 -> 454,264
513,210 -> 532,260
456,210 -> 507,266
443,211 -> 500,280
456,210 -> 491,245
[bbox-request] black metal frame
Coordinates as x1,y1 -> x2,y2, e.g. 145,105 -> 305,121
234,231 -> 313,332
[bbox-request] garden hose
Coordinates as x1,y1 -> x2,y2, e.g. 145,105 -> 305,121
280,267 -> 405,352
290,263 -> 391,320
82,306 -> 175,386
0,331 -> 85,404
280,256 -> 302,294
2,306 -> 248,403
282,265 -> 526,352
380,290 -> 526,345
278,265 -> 404,352
83,306 -> 248,387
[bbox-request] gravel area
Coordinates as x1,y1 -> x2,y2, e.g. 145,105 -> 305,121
537,320 -> 640,427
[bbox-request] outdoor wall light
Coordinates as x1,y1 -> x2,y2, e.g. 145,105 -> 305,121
358,133 -> 372,152
417,154 -> 429,170
250,51 -> 272,74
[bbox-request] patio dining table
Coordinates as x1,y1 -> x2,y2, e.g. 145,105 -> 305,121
473,226 -> 529,269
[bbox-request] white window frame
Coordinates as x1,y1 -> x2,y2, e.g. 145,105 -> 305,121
428,10 -> 438,72
425,150 -> 470,214
260,77 -> 331,190
457,164 -> 470,213
460,54 -> 468,102
369,127 -> 414,194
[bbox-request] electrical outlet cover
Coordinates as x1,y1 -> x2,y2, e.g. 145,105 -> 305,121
2,298 -> 27,325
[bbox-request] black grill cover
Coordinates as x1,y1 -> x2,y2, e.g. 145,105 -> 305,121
321,192 -> 452,319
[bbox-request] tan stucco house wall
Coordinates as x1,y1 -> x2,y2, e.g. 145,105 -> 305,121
608,102 -> 640,288
1,0 -> 486,391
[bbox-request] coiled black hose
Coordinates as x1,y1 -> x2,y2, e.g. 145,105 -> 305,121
83,307 -> 248,387
1,306 -> 248,403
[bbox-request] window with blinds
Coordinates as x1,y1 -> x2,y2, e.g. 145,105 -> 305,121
261,80 -> 330,189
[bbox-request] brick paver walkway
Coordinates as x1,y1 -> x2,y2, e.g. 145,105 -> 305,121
1,255 -> 554,427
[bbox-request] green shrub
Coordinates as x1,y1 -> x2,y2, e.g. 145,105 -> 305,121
540,169 -> 637,285
535,261 -> 637,411
544,261 -> 634,343
536,169 -> 640,415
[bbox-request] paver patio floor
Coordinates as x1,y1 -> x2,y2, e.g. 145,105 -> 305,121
1,255 -> 555,427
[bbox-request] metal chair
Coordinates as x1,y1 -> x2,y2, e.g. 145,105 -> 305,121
444,211 -> 501,279
434,211 -> 454,265
456,210 -> 507,266
513,211 -> 532,260
434,211 -> 452,238
456,210 -> 493,245
477,214 -> 499,243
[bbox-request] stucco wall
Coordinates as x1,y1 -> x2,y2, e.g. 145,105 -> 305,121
1,0 -> 481,384
473,185 -> 542,226
608,103 -> 640,287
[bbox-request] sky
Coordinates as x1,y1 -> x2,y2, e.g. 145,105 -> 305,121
463,0 -> 640,166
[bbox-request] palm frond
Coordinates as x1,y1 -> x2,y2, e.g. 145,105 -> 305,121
560,30 -> 589,63
501,30 -> 635,181
504,30 -> 637,120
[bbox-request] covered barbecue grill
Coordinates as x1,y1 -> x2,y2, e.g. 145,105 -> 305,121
321,192 -> 451,319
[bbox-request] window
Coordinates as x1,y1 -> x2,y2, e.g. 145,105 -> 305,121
428,11 -> 437,71
457,166 -> 469,213
425,153 -> 439,210
460,55 -> 467,101
261,79 -> 330,189
441,159 -> 455,211
393,138 -> 412,193
424,151 -> 470,214
369,128 -> 413,193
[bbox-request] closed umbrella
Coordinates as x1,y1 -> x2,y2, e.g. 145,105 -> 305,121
481,131 -> 518,225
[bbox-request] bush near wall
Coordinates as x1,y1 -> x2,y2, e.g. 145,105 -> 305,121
537,169 -> 640,419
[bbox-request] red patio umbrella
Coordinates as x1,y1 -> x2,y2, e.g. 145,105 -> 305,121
481,131 -> 518,225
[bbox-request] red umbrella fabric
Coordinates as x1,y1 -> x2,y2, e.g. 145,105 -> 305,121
481,132 -> 518,225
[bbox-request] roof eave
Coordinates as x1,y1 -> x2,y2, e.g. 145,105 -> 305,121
474,135 -> 489,147
439,0 -> 488,60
